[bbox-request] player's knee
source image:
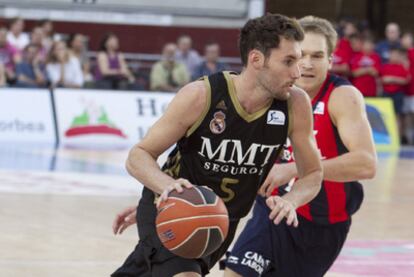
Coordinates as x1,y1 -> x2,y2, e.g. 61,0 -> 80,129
173,272 -> 201,277
223,268 -> 243,277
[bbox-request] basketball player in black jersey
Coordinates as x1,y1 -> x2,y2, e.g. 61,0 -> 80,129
224,16 -> 377,277
111,14 -> 323,277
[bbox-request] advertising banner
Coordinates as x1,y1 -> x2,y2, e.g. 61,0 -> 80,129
54,89 -> 174,149
0,88 -> 56,144
365,98 -> 400,152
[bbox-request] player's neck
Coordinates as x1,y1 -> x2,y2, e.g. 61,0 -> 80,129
307,88 -> 320,100
233,71 -> 273,114
307,76 -> 329,100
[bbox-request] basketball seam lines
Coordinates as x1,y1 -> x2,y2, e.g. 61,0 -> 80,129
200,228 -> 210,257
156,214 -> 228,227
166,196 -> 219,208
168,226 -> 224,254
194,186 -> 206,205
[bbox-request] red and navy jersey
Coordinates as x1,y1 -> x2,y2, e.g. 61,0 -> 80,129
274,74 -> 364,225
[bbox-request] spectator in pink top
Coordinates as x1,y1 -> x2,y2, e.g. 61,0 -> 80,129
0,27 -> 18,83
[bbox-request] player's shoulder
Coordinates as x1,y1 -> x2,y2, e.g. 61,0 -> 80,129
173,79 -> 209,112
328,85 -> 365,122
330,84 -> 364,106
176,79 -> 207,99
288,85 -> 312,110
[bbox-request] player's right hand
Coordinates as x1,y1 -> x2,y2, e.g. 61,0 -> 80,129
112,205 -> 137,235
157,178 -> 193,208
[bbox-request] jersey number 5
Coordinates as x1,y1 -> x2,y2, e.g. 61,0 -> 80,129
220,178 -> 239,202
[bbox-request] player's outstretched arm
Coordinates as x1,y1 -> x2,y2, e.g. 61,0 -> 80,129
318,86 -> 377,182
125,80 -> 208,195
261,86 -> 377,188
267,87 -> 323,227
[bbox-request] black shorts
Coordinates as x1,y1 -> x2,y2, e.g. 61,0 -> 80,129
225,196 -> 350,277
112,188 -> 239,277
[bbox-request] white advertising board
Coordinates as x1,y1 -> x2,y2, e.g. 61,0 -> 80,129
0,88 -> 56,144
54,89 -> 174,149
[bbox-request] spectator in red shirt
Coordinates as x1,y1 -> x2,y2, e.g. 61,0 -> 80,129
401,31 -> 414,144
331,20 -> 357,78
380,46 -> 411,141
376,22 -> 401,63
350,34 -> 381,97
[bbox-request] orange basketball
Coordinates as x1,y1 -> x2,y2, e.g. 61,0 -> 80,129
156,186 -> 229,259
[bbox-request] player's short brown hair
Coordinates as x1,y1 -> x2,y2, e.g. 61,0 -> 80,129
299,16 -> 338,56
239,13 -> 304,66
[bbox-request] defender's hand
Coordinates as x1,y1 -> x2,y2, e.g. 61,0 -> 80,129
259,163 -> 296,197
266,196 -> 298,227
112,205 -> 137,235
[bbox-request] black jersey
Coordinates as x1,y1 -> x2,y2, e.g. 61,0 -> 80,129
161,71 -> 289,219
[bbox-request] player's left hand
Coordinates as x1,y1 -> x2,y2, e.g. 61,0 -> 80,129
266,195 -> 299,227
112,205 -> 137,235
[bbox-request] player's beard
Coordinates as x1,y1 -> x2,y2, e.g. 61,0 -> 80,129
257,68 -> 291,100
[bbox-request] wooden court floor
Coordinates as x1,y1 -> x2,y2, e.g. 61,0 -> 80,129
0,146 -> 413,277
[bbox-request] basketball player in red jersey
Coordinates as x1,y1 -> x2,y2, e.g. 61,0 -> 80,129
112,14 -> 323,277
224,16 -> 377,277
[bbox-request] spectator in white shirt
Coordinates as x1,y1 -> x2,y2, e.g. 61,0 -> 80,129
7,17 -> 30,52
46,40 -> 83,88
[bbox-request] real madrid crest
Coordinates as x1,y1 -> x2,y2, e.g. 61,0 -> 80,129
209,111 -> 226,134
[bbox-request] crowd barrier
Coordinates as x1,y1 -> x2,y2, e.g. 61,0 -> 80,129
0,88 -> 399,151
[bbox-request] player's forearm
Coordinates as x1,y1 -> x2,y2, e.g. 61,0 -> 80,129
126,145 -> 175,195
289,150 -> 376,183
282,169 -> 322,208
320,150 -> 376,182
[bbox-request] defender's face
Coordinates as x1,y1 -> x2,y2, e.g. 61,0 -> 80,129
296,32 -> 331,95
257,38 -> 301,100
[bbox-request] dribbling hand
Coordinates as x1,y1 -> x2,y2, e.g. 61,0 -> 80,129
157,178 -> 194,208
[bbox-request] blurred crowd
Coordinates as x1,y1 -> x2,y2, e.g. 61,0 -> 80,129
0,16 -> 413,143
332,18 -> 414,144
0,17 -> 229,92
